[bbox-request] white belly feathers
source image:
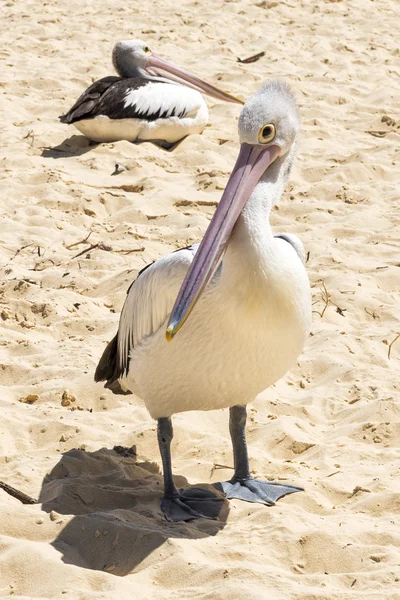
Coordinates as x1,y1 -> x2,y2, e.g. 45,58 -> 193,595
124,241 -> 311,419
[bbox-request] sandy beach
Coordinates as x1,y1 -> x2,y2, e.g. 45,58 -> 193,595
1,0 -> 400,598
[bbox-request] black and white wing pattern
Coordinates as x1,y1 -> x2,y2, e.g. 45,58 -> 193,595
119,81 -> 203,121
60,77 -> 203,124
95,245 -> 198,393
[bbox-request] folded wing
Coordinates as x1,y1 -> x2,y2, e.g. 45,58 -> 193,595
60,78 -> 202,124
95,246 -> 198,391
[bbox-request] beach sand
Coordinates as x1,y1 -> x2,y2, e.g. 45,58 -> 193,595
1,0 -> 399,598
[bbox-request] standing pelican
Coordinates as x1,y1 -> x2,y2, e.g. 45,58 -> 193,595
60,39 -> 243,147
95,81 -> 312,521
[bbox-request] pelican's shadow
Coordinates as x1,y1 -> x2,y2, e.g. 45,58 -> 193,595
41,134 -> 188,159
41,135 -> 99,159
39,447 -> 228,576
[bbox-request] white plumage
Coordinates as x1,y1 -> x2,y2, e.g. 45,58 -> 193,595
96,80 -> 312,521
123,82 -> 202,118
118,239 -> 310,420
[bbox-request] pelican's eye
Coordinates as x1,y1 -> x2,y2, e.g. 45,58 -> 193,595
258,123 -> 276,144
143,45 -> 151,54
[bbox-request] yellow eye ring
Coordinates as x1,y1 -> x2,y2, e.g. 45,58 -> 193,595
143,45 -> 151,54
258,123 -> 276,144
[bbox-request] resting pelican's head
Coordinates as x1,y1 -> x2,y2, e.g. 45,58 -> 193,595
112,39 -> 243,104
166,80 -> 300,341
112,40 -> 154,75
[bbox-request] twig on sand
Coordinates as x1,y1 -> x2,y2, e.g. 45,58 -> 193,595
23,130 -> 35,148
325,470 -> 341,478
0,481 -> 37,504
0,243 -> 35,272
365,307 -> 379,320
71,241 -> 111,259
113,247 -> 145,255
313,280 -> 331,318
210,463 -> 234,477
388,333 -> 400,359
11,243 -> 34,261
320,281 -> 330,318
71,243 -> 100,259
71,242 -> 144,259
237,51 -> 265,64
66,231 -> 92,250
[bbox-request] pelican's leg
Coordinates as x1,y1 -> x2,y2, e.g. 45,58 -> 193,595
216,406 -> 302,505
157,417 -> 223,522
150,139 -> 179,150
135,138 -> 186,151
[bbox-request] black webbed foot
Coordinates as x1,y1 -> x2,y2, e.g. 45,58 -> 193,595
161,487 -> 224,522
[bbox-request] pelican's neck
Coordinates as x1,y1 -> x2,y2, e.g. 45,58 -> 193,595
112,55 -> 171,85
227,150 -> 294,266
112,49 -> 142,78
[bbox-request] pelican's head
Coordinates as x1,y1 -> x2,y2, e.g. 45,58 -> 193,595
238,80 -> 299,156
166,80 -> 300,341
112,39 -> 154,76
112,39 -> 243,104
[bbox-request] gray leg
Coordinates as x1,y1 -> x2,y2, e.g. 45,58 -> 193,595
214,406 -> 303,505
157,417 -> 223,522
157,417 -> 176,498
230,405 -> 252,480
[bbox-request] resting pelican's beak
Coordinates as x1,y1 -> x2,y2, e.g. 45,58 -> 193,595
166,142 -> 280,341
146,54 -> 244,104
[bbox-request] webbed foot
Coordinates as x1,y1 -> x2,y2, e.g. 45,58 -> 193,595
215,478 -> 302,506
161,487 -> 224,522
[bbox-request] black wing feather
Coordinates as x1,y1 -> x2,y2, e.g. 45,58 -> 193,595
59,76 -> 123,123
94,333 -> 131,395
94,333 -> 118,383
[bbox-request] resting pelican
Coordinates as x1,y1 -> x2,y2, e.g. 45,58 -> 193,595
95,80 -> 312,521
60,39 -> 243,148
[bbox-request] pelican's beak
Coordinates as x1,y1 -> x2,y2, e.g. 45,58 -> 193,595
166,142 -> 280,341
146,54 -> 244,104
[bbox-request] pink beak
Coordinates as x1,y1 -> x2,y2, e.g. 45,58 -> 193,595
166,142 -> 280,341
147,54 -> 244,105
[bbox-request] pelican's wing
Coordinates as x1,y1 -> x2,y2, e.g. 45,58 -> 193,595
274,233 -> 306,265
59,76 -> 124,124
61,78 -> 202,125
95,245 -> 198,392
